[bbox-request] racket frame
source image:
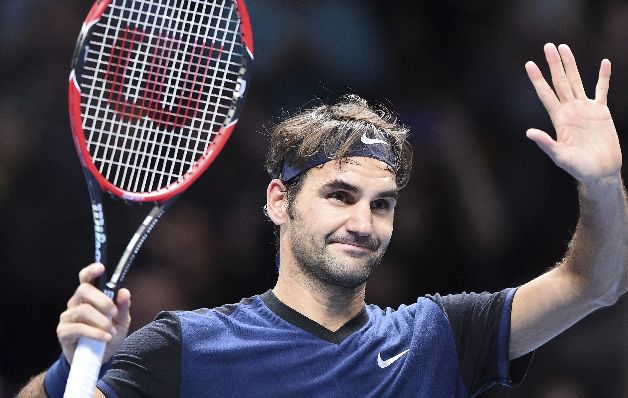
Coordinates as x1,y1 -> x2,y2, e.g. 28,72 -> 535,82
63,0 -> 253,396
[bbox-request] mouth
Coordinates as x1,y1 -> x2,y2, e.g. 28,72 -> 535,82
329,240 -> 377,253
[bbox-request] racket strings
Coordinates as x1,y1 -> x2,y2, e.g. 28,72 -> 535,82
103,28 -> 226,129
79,0 -> 245,194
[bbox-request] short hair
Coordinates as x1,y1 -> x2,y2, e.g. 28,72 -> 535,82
265,94 -> 413,191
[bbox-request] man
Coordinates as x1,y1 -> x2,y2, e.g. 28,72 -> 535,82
19,43 -> 626,397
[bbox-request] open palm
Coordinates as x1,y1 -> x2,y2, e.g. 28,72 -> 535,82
526,43 -> 622,184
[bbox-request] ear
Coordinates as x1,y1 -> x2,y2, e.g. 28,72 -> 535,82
266,179 -> 288,225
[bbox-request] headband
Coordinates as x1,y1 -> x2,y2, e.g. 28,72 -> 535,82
277,130 -> 398,182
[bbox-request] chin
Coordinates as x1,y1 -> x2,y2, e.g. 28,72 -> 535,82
323,259 -> 380,287
322,273 -> 370,289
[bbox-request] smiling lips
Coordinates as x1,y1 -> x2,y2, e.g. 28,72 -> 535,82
328,237 -> 378,252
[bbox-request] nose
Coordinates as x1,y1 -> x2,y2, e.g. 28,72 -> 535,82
345,201 -> 374,237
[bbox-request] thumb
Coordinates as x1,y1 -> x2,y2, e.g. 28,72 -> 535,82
526,128 -> 559,159
113,288 -> 132,329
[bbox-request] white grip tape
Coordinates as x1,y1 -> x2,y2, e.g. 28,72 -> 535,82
64,337 -> 106,397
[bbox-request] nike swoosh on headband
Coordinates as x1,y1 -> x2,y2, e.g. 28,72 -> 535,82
361,132 -> 388,145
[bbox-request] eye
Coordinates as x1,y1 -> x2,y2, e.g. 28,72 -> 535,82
328,191 -> 352,203
371,198 -> 395,212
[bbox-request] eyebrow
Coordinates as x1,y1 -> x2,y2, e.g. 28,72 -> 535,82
319,179 -> 399,200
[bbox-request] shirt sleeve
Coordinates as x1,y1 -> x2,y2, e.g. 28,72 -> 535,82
426,288 -> 531,396
97,311 -> 182,398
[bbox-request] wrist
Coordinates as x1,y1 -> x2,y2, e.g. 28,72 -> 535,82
578,174 -> 624,199
43,354 -> 71,398
43,353 -> 114,398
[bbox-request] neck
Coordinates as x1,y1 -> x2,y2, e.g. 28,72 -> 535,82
272,262 -> 366,332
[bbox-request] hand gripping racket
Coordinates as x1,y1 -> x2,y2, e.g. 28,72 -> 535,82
64,0 -> 253,396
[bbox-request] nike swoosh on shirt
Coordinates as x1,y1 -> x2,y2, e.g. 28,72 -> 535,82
360,132 -> 388,146
377,348 -> 410,368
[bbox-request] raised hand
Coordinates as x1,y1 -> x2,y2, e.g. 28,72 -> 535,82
525,43 -> 622,185
57,263 -> 131,364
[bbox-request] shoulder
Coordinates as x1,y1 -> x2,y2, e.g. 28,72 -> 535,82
99,312 -> 183,397
363,289 -> 516,340
98,294 -> 266,397
175,294 -> 263,328
172,293 -> 274,350
181,294 -> 260,319
121,293 -> 265,352
121,311 -> 181,353
365,295 -> 450,323
363,297 -> 454,339
424,288 -> 516,326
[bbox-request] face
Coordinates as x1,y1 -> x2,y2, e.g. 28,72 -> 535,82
283,157 -> 398,288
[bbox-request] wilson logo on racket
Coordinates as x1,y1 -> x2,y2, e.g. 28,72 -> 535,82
91,203 -> 106,262
104,26 -> 224,131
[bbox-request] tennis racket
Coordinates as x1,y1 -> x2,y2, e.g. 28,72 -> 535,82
64,0 -> 253,396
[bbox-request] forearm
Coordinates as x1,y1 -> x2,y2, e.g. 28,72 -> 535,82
16,372 -> 47,398
562,175 -> 628,304
510,176 -> 627,358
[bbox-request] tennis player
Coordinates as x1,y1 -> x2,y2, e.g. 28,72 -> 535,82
20,43 -> 626,397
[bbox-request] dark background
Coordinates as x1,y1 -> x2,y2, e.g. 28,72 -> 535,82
1,1 -> 626,397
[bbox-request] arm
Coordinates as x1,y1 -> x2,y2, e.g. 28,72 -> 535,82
17,374 -> 107,398
510,43 -> 627,359
16,373 -> 46,398
16,264 -> 130,397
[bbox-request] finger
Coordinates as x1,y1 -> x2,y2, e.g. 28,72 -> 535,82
78,263 -> 106,284
60,303 -> 117,334
557,44 -> 586,99
57,322 -> 113,347
544,43 -> 575,102
526,128 -> 560,159
595,59 -> 612,105
113,288 -> 132,328
67,282 -> 118,318
525,61 -> 560,115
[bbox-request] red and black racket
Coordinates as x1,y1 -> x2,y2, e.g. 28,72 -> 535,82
64,0 -> 253,396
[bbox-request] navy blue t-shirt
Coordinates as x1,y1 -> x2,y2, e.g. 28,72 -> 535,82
98,289 -> 527,397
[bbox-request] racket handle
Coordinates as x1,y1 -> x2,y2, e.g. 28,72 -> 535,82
64,337 -> 106,398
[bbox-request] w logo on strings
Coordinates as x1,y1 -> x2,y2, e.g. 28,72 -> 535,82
103,26 -> 223,131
